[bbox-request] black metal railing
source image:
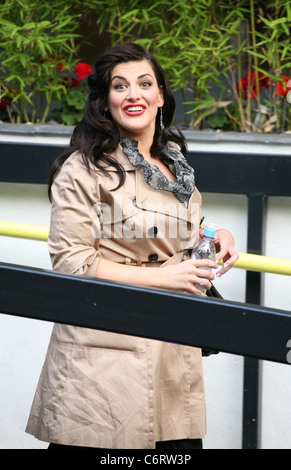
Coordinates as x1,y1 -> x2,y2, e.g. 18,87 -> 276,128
1,262 -> 290,364
1,140 -> 291,449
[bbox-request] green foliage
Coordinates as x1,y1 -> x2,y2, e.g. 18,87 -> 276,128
206,108 -> 232,131
0,0 -> 290,131
0,0 -> 81,123
52,85 -> 88,125
89,0 -> 291,132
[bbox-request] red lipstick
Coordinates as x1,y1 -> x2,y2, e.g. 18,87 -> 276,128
123,104 -> 146,116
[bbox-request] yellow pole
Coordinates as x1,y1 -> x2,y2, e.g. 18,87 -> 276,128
230,252 -> 291,276
0,220 -> 49,242
1,220 -> 291,276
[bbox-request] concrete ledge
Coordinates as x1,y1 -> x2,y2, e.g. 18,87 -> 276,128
0,123 -> 74,135
0,123 -> 291,154
0,123 -> 73,145
183,129 -> 291,144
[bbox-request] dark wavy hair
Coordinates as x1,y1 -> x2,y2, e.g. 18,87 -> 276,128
48,42 -> 187,200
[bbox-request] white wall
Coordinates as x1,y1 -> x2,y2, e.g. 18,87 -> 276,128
201,193 -> 247,449
0,131 -> 291,449
261,196 -> 291,449
0,183 -> 52,449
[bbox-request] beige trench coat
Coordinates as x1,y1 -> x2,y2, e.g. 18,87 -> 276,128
26,145 -> 206,449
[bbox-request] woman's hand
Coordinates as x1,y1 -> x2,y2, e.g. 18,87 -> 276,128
161,258 -> 219,296
202,228 -> 239,277
97,257 -> 218,296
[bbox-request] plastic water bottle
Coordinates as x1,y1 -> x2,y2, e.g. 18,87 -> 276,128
191,222 -> 216,293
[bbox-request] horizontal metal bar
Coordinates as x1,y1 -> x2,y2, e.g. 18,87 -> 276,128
0,142 -> 62,185
1,142 -> 291,196
0,220 -> 49,241
1,221 -> 291,276
187,151 -> 291,196
0,262 -> 291,365
237,252 -> 291,276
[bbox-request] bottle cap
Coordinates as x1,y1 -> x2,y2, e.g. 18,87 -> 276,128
204,222 -> 216,238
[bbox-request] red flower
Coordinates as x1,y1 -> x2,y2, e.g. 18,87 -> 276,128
56,57 -> 64,73
236,75 -> 257,99
40,54 -> 64,72
0,99 -> 10,109
0,86 -> 13,109
40,54 -> 63,72
74,62 -> 92,80
236,70 -> 271,99
274,76 -> 291,97
62,76 -> 81,88
70,77 -> 81,87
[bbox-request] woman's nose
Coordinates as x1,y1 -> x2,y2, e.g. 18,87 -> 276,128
127,85 -> 140,101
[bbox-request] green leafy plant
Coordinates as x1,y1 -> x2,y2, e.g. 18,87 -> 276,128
0,0 -> 81,123
52,62 -> 92,125
1,0 -> 290,131
90,0 -> 291,133
247,0 -> 291,132
92,0 -> 244,127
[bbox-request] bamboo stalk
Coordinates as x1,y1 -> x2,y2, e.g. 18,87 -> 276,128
250,0 -> 262,130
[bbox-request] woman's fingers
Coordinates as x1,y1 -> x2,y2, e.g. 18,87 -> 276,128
162,258 -> 222,295
195,277 -> 212,293
181,259 -> 217,294
216,249 -> 239,277
192,258 -> 219,271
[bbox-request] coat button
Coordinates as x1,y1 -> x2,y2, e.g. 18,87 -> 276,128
148,226 -> 158,237
148,252 -> 159,262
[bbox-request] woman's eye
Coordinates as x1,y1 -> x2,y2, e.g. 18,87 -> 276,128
112,81 -> 152,90
113,83 -> 126,90
140,81 -> 151,87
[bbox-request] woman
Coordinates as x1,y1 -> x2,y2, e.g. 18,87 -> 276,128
26,42 -> 238,449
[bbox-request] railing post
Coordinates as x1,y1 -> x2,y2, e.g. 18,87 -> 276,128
242,193 -> 266,449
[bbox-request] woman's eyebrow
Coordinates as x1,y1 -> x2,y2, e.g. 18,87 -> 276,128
111,75 -> 126,81
111,73 -> 154,81
138,73 -> 154,79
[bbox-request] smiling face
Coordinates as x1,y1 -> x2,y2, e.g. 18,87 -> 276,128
105,60 -> 164,139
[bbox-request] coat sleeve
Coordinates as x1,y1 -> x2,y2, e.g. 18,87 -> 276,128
48,154 -> 102,278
